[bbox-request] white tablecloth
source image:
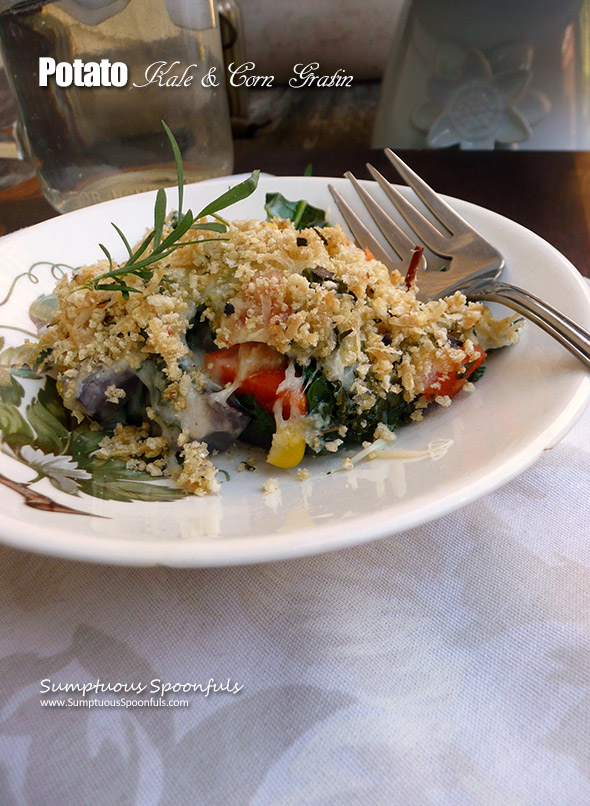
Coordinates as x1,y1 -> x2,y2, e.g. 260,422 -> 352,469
1,391 -> 589,805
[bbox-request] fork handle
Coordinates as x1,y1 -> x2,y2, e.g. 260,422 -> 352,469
465,281 -> 590,370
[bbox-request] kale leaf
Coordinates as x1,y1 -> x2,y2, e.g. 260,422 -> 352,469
264,193 -> 328,230
303,362 -> 415,446
233,393 -> 275,449
470,364 -> 487,383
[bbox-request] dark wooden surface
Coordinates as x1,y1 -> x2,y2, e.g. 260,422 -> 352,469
1,146 -> 590,279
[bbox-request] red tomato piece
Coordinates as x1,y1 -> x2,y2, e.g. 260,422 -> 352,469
280,386 -> 308,418
204,343 -> 308,418
205,342 -> 285,385
238,370 -> 285,412
424,346 -> 486,401
204,344 -> 241,386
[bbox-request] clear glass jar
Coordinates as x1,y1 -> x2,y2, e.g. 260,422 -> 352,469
0,0 -> 234,212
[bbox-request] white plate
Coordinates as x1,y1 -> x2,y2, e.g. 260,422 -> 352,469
0,176 -> 589,566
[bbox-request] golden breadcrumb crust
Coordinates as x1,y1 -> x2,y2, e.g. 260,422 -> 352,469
38,217 -> 521,494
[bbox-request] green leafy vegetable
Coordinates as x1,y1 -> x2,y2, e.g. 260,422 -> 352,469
470,364 -> 486,383
305,370 -> 334,416
264,192 -> 328,230
233,393 -> 276,449
82,124 -> 260,299
303,362 -> 415,447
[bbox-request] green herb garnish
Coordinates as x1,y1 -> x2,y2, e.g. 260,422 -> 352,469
83,123 -> 259,299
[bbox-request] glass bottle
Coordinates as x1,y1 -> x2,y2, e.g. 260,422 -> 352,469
0,0 -> 234,212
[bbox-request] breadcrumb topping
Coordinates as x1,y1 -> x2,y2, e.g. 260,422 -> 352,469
105,385 -> 126,403
97,423 -> 168,477
37,216 -> 522,495
263,478 -> 280,495
174,441 -> 220,496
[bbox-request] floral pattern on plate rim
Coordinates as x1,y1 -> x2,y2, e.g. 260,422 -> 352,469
0,262 -> 189,516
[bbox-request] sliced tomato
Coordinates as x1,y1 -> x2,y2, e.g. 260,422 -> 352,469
239,371 -> 307,417
204,343 -> 241,387
204,343 -> 307,418
237,369 -> 285,411
205,342 -> 285,385
423,346 -> 486,401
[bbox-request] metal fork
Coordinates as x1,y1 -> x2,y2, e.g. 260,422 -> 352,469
329,149 -> 590,370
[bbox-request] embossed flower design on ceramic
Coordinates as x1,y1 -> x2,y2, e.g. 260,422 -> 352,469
412,45 -> 550,149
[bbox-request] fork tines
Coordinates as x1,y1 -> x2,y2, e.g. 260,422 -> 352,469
327,182 -> 400,271
330,150 -> 499,281
381,149 -> 476,240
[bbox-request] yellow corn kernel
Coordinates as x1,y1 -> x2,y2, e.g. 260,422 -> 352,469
267,425 -> 306,468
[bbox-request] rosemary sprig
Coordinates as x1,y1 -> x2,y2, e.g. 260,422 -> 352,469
82,123 -> 260,299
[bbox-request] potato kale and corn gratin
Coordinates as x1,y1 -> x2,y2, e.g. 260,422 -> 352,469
35,178 -> 521,496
